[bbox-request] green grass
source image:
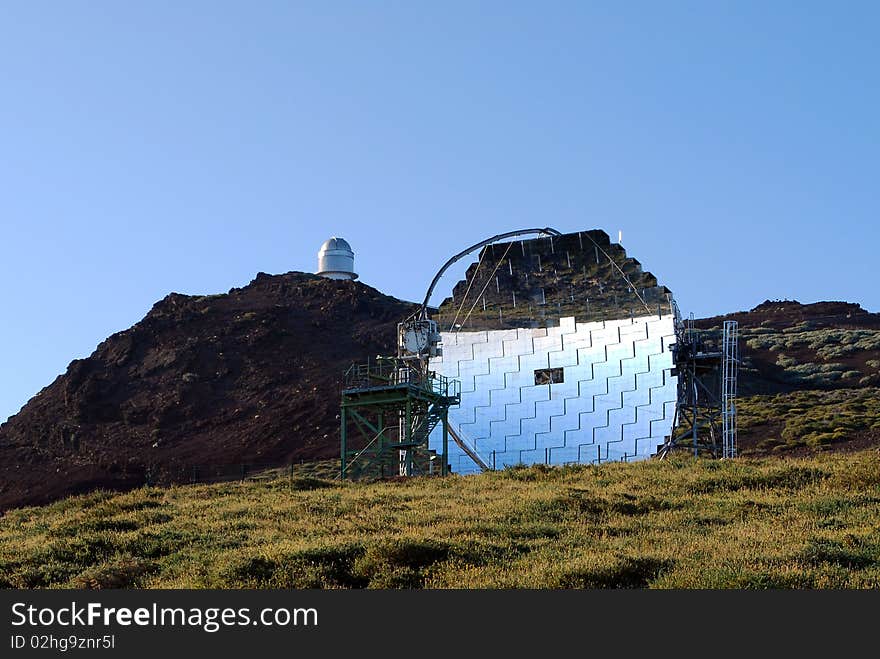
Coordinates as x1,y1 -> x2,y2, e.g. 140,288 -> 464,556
744,327 -> 880,359
740,326 -> 880,386
1,451 -> 879,589
738,387 -> 880,451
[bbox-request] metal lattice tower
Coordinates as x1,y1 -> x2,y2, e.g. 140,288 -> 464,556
657,306 -> 740,460
721,320 -> 739,458
339,359 -> 460,480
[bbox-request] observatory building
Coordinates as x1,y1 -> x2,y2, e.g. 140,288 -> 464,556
427,230 -> 678,474
317,237 -> 358,280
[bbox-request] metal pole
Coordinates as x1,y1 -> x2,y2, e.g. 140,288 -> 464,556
441,408 -> 449,476
340,405 -> 347,479
692,369 -> 698,457
377,411 -> 384,452
403,398 -> 412,476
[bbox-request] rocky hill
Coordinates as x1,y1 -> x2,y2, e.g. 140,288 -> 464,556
0,273 -> 413,510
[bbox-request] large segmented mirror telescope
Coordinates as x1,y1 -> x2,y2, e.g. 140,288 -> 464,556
426,229 -> 678,473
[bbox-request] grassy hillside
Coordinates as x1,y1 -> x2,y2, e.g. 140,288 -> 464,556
738,387 -> 880,454
2,450 -> 879,589
740,324 -> 880,389
692,302 -> 880,457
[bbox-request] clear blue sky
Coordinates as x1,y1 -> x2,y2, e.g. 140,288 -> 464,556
1,1 -> 877,423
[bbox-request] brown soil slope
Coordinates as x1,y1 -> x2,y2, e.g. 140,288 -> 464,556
0,273 -> 412,510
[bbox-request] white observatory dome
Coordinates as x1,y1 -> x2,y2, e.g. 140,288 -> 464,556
316,236 -> 358,280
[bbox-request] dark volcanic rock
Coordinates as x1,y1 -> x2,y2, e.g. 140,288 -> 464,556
697,299 -> 878,332
0,272 -> 413,510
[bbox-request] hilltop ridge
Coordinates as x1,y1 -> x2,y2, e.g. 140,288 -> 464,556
0,272 -> 413,510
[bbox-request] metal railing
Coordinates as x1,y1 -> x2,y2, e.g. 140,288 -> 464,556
343,360 -> 460,399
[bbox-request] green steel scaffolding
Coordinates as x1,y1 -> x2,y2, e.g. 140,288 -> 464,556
340,359 -> 460,480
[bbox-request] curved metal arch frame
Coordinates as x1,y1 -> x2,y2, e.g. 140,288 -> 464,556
414,227 -> 563,320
